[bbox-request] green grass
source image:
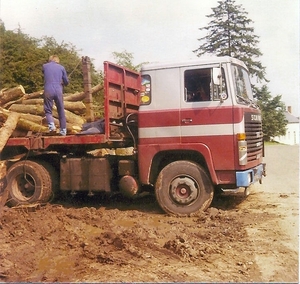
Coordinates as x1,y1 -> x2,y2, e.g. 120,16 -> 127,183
264,141 -> 284,146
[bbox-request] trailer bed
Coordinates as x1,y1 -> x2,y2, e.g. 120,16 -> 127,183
6,134 -> 107,150
3,61 -> 141,156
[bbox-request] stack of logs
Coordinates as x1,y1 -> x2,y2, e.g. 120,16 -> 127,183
0,84 -> 102,214
0,84 -> 103,137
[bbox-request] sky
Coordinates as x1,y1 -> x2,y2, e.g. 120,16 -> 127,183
0,0 -> 299,116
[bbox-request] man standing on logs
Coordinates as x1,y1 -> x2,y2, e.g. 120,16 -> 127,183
43,55 -> 69,136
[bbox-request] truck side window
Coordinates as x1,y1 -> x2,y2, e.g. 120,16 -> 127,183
140,75 -> 151,105
184,68 -> 227,102
184,69 -> 211,102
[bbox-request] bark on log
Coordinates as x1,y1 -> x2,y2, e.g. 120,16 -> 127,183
0,85 -> 26,106
8,104 -> 86,126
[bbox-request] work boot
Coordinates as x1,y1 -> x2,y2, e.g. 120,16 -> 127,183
60,128 -> 67,136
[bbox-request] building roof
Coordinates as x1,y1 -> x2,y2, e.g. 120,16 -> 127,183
285,111 -> 299,123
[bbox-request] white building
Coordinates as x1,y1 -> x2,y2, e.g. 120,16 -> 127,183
273,107 -> 299,145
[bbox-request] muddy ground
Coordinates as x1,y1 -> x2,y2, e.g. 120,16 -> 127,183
0,144 -> 298,283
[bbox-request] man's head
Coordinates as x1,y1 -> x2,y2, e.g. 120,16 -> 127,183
49,55 -> 60,63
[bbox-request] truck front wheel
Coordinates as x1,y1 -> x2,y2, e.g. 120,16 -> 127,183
155,161 -> 214,215
6,160 -> 55,207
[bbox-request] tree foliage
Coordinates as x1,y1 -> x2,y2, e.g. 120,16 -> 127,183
194,0 -> 267,82
0,21 -> 102,94
255,85 -> 287,141
0,23 -> 44,92
112,50 -> 146,71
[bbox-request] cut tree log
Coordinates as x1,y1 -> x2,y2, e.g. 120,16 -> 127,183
19,115 -> 81,134
16,99 -> 87,115
1,84 -> 103,136
2,83 -> 102,107
19,113 -> 48,125
64,91 -> 85,102
26,90 -> 44,99
2,90 -> 44,109
8,104 -> 86,126
8,104 -> 45,117
0,111 -> 20,149
0,85 -> 26,106
1,108 -> 82,134
64,83 -> 103,101
0,107 -> 48,134
0,111 -> 20,216
16,117 -> 48,133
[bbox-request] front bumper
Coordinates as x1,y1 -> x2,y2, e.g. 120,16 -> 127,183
236,163 -> 266,187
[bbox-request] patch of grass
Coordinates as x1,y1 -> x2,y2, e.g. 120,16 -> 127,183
264,141 -> 283,146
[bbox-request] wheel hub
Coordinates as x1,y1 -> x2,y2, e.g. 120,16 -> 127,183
15,174 -> 35,199
170,177 -> 198,204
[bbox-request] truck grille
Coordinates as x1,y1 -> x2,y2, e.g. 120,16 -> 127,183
245,114 -> 264,162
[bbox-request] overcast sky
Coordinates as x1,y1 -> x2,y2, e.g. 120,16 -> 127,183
0,0 -> 299,116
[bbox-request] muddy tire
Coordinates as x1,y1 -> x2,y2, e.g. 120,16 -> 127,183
155,161 -> 214,215
7,160 -> 55,207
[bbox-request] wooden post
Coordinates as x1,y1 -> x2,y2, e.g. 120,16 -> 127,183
82,56 -> 94,122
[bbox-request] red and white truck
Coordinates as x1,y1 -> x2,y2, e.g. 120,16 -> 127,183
1,56 -> 266,215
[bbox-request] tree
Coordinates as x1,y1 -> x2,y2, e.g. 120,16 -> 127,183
0,22 -> 102,94
255,85 -> 287,141
112,50 -> 146,71
0,22 -> 46,92
194,0 -> 267,82
194,0 -> 288,141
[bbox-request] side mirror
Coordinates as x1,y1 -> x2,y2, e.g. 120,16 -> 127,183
213,68 -> 221,85
213,67 -> 225,103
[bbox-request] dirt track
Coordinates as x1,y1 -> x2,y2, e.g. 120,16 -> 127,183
0,144 -> 298,282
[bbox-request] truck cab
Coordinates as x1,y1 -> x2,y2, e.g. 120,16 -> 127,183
137,56 -> 265,214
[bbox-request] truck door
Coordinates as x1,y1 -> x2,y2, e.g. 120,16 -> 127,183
179,66 -> 235,169
180,66 -> 217,142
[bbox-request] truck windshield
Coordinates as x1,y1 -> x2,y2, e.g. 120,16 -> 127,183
232,65 -> 254,105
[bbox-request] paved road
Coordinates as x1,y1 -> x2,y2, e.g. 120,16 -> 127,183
245,144 -> 299,282
260,144 -> 299,194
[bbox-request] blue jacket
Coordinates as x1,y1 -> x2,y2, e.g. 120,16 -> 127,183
43,61 -> 69,95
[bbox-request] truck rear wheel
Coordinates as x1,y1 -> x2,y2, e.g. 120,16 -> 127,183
155,161 -> 214,215
7,160 -> 55,207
